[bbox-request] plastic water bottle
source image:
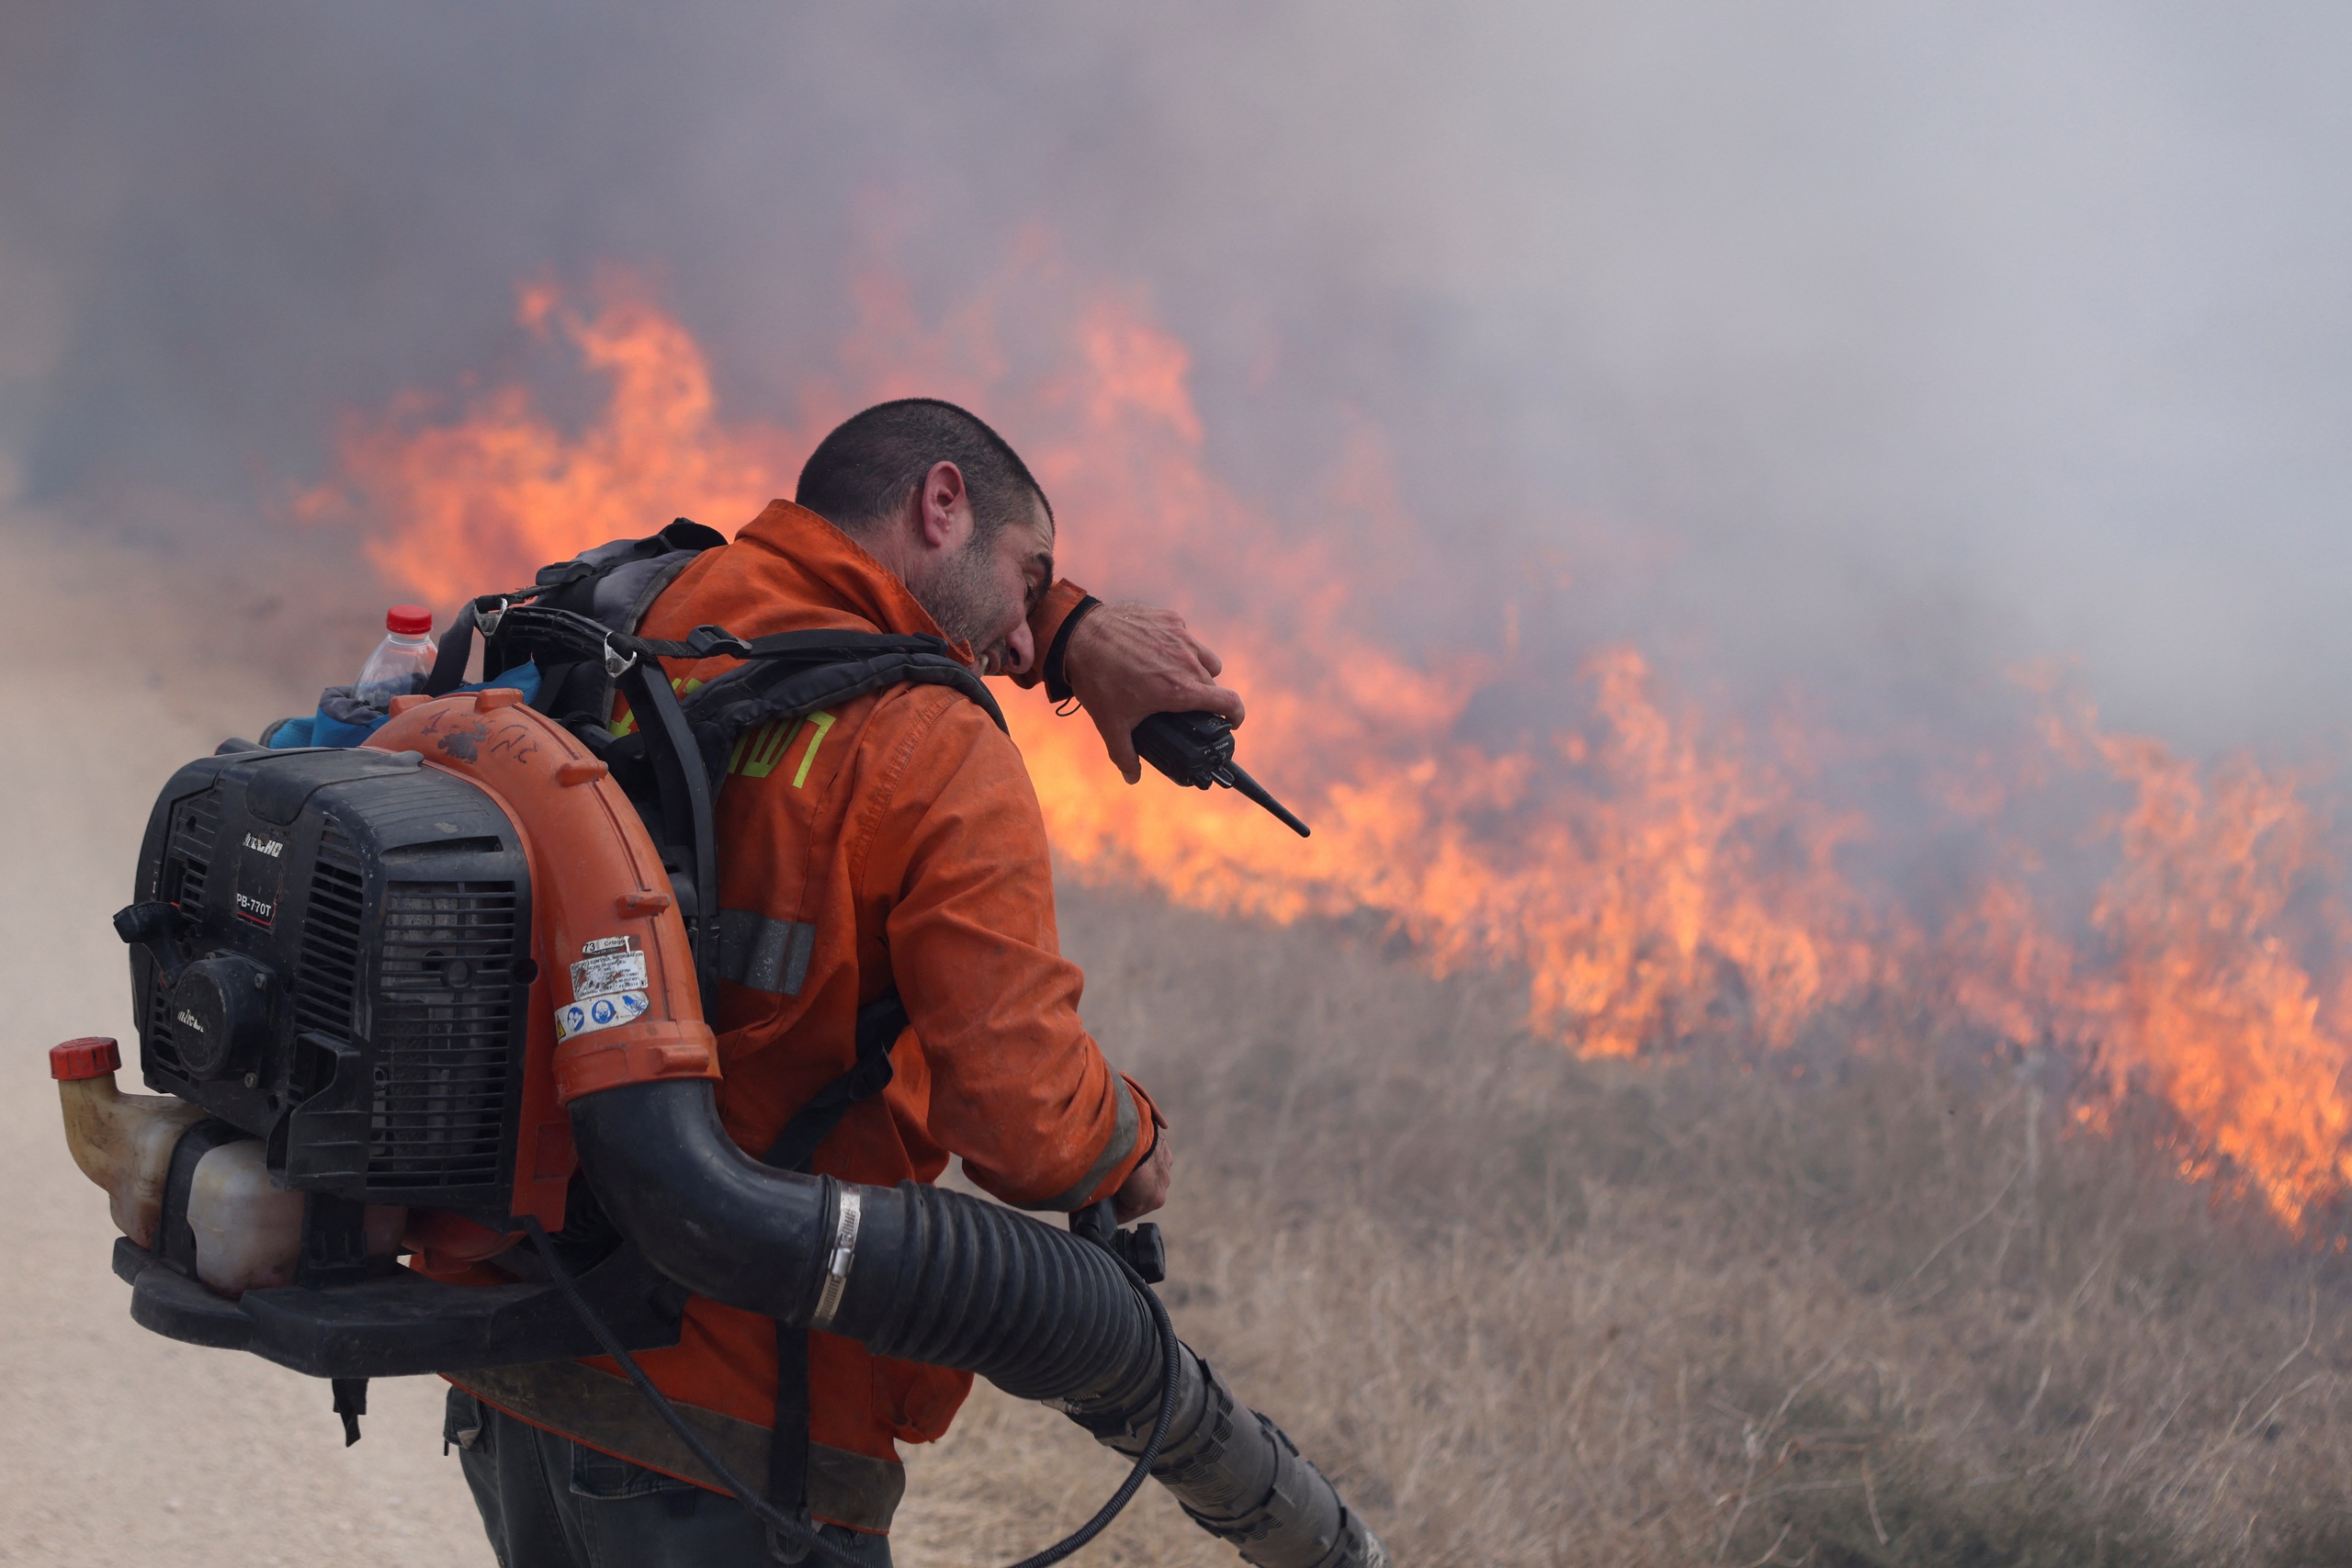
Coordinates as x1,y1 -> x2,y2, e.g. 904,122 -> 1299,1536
354,605 -> 438,710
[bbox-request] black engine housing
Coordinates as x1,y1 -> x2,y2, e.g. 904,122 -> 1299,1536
130,744 -> 534,1217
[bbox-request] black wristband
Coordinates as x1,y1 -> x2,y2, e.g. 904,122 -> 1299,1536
1042,594 -> 1102,705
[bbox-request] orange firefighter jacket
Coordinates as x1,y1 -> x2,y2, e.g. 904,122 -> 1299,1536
454,501 -> 1159,1532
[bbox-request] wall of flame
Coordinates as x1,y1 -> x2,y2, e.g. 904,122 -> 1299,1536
294,264 -> 2352,1235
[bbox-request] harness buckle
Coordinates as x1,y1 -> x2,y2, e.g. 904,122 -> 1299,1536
685,624 -> 754,660
476,596 -> 510,637
603,637 -> 639,678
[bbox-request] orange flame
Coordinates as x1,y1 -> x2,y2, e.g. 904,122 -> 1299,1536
295,270 -> 792,601
300,265 -> 2352,1232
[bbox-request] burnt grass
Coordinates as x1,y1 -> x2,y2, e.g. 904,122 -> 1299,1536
899,882 -> 2352,1568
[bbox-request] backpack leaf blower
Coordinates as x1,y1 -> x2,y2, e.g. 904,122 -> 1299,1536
59,595 -> 1385,1566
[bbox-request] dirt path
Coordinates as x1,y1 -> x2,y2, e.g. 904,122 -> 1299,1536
0,513 -> 495,1565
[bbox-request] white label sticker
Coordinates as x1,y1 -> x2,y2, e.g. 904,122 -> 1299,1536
571,950 -> 649,1000
581,935 -> 635,956
555,989 -> 650,1042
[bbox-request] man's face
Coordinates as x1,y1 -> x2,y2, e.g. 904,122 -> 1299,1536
907,495 -> 1054,677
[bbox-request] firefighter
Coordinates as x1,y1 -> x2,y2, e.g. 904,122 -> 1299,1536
445,398 -> 1238,1566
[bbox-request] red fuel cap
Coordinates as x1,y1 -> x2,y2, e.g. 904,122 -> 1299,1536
50,1037 -> 121,1081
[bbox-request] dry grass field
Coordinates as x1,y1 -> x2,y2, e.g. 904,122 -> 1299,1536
905,889 -> 2352,1568
7,512 -> 2350,1566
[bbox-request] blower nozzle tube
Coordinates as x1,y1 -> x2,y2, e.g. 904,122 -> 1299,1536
570,1079 -> 1386,1567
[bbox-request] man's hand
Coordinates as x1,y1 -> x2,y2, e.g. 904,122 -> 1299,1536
1112,1130 -> 1172,1222
1064,602 -> 1245,784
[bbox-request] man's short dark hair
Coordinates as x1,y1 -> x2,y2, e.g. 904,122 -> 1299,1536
795,398 -> 1051,543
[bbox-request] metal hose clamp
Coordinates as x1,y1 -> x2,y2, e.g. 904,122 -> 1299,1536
809,1188 -> 861,1330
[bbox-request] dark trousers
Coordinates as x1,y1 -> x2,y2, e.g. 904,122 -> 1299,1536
447,1384 -> 893,1568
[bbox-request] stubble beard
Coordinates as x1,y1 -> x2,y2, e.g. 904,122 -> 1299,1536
911,533 -> 1008,669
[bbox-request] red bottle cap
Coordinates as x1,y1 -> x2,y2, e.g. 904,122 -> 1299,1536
50,1037 -> 121,1081
386,604 -> 434,636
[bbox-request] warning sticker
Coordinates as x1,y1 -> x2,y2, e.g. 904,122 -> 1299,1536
571,949 -> 650,1000
555,989 -> 650,1042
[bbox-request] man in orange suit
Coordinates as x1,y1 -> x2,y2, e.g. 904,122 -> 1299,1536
447,399 -> 1242,1567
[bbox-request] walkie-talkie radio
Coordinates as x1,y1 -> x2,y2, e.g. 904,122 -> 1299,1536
1132,710 -> 1311,838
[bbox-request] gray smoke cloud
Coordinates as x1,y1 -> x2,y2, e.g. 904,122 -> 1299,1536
4,2 -> 2348,757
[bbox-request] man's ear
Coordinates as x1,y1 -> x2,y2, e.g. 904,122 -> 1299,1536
916,461 -> 971,552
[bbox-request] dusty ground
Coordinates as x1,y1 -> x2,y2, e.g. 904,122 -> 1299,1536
0,513 -> 500,1564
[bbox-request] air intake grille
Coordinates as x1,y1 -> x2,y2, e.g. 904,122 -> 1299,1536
146,982 -> 185,1078
293,831 -> 365,1041
145,792 -> 224,1077
163,793 -> 220,918
368,881 -> 521,1190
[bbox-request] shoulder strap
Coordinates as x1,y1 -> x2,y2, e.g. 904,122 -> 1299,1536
424,518 -> 725,709
666,629 -> 1005,784
524,520 -> 725,726
759,991 -> 910,1531
757,993 -> 909,1177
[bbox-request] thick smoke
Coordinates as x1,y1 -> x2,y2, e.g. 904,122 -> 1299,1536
3,2 -> 2351,755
